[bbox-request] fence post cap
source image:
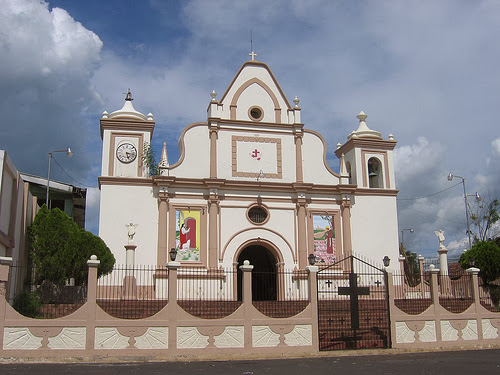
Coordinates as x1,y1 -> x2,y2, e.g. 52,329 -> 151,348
429,264 -> 440,273
306,265 -> 318,273
240,260 -> 254,271
167,261 -> 181,269
87,255 -> 100,267
0,256 -> 13,265
466,267 -> 480,274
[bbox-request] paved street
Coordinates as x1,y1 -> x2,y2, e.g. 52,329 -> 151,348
1,349 -> 500,374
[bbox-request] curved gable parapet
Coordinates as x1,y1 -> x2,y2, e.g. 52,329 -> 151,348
302,129 -> 341,185
218,61 -> 292,124
168,122 -> 210,178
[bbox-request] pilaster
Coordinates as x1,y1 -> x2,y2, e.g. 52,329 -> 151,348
294,128 -> 303,183
208,192 -> 220,268
296,196 -> 308,269
209,122 -> 219,178
157,192 -> 170,267
340,197 -> 352,259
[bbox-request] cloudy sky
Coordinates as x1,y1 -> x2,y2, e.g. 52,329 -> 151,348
1,0 -> 499,258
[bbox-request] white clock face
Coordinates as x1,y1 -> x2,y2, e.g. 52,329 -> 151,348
116,143 -> 137,163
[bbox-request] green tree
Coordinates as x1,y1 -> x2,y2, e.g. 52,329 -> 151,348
469,197 -> 499,243
459,240 -> 500,285
142,142 -> 159,176
29,205 -> 115,285
459,240 -> 500,308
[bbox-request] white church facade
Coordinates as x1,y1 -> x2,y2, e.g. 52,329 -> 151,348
98,58 -> 400,275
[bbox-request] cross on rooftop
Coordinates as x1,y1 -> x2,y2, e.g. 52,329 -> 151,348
249,51 -> 257,60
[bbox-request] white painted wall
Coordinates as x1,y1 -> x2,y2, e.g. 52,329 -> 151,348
219,64 -> 290,123
219,201 -> 297,268
302,132 -> 340,185
350,195 -> 400,267
99,184 -> 158,265
235,83 -> 276,122
101,129 -> 150,178
170,125 -> 210,178
216,130 -> 297,183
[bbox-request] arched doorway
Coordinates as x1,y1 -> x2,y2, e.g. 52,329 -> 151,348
237,245 -> 278,301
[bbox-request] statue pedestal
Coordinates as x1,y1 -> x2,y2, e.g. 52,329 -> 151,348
438,247 -> 451,297
438,247 -> 449,276
123,244 -> 137,299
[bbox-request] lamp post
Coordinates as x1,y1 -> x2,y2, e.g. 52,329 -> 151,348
308,253 -> 316,266
46,148 -> 73,209
169,247 -> 178,262
400,227 -> 414,251
447,172 -> 472,250
383,256 -> 390,267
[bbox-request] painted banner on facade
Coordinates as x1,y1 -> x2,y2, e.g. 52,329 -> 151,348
175,210 -> 201,261
313,215 -> 336,264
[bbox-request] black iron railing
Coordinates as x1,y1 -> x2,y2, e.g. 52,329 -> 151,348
7,263 -> 87,319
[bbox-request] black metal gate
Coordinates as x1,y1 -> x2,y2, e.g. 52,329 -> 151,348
317,255 -> 391,350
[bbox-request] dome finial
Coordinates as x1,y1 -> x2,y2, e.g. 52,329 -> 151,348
125,89 -> 133,101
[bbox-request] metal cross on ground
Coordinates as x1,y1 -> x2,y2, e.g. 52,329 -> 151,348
338,272 -> 370,330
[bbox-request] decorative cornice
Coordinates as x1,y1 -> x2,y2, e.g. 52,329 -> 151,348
203,178 -> 226,188
335,137 -> 397,157
100,118 -> 155,139
152,175 -> 176,187
217,118 -> 303,131
99,176 -> 398,197
355,188 -> 399,197
98,176 -> 153,189
292,183 -> 314,193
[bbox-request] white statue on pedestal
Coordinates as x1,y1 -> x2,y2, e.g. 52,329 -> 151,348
434,230 -> 446,250
126,223 -> 138,244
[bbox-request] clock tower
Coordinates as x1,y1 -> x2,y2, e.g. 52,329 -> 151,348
99,91 -> 155,178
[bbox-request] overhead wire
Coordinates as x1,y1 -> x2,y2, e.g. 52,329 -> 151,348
52,156 -> 98,188
396,181 -> 462,201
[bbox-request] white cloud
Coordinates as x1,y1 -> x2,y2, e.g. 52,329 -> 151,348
3,0 -> 499,245
447,238 -> 468,258
0,0 -> 103,185
493,138 -> 500,156
394,137 -> 444,186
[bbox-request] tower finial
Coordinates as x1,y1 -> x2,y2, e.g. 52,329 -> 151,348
125,89 -> 133,101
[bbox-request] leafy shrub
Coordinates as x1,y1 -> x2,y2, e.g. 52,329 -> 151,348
13,290 -> 42,318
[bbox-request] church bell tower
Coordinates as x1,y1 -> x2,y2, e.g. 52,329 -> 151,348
99,90 -> 155,179
336,111 -> 397,190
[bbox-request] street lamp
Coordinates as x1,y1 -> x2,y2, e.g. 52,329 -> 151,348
46,148 -> 73,209
400,227 -> 414,251
447,172 -> 472,250
383,256 -> 391,268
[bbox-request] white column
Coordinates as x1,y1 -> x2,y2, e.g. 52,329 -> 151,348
438,248 -> 449,276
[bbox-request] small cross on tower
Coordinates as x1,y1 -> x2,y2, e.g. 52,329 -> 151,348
249,50 -> 257,60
